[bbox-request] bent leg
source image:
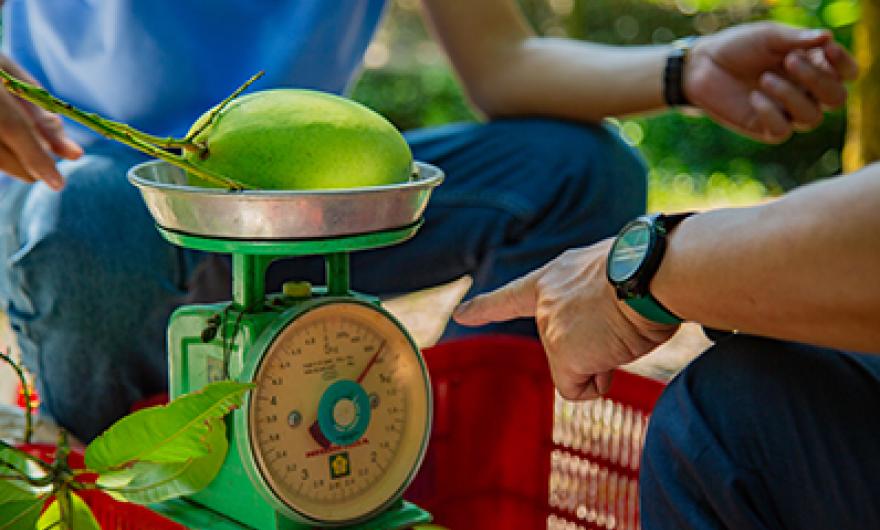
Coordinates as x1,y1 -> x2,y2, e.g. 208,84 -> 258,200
640,335 -> 880,529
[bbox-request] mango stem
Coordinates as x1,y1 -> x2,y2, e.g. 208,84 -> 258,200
0,69 -> 251,190
184,71 -> 265,145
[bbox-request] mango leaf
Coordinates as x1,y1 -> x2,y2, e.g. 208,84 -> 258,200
0,478 -> 40,504
85,381 -> 252,472
0,469 -> 51,529
97,418 -> 227,504
37,493 -> 100,530
95,421 -> 225,492
0,444 -> 48,481
0,500 -> 44,530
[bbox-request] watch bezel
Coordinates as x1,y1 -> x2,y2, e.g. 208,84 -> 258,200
606,214 -> 667,299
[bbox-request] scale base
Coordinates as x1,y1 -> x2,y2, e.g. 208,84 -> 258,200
151,498 -> 432,530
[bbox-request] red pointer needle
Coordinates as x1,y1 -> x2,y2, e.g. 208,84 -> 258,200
309,342 -> 386,449
356,341 -> 386,384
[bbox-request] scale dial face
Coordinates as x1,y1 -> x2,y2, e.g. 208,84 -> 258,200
248,301 -> 430,524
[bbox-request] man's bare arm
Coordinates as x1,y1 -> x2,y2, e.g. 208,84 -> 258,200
454,164 -> 880,398
419,0 -> 666,121
420,0 -> 857,142
655,165 -> 880,352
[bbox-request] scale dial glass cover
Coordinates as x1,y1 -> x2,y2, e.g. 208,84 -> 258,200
248,301 -> 430,524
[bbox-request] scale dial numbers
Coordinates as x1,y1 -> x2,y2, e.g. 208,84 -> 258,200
248,301 -> 430,525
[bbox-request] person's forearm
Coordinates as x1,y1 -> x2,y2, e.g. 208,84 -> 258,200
652,164 -> 880,352
424,1 -> 856,140
421,0 -> 670,122
469,38 -> 670,122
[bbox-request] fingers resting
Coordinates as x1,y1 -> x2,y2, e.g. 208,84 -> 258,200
0,93 -> 65,190
759,72 -> 822,131
784,49 -> 847,108
749,90 -> 792,143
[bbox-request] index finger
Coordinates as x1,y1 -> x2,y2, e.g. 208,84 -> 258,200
453,268 -> 542,326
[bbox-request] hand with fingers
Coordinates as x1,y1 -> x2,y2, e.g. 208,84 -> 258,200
0,55 -> 82,190
685,22 -> 859,144
453,240 -> 678,401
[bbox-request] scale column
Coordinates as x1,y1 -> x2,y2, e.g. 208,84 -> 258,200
326,253 -> 350,296
232,253 -> 270,310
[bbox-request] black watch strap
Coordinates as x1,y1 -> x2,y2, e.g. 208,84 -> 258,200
656,211 -> 692,235
663,37 -> 698,107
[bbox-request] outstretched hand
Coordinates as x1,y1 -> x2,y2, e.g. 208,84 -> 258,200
453,240 -> 678,400
0,55 -> 82,190
686,22 -> 859,143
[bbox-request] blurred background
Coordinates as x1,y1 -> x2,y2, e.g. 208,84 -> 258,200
0,0 -> 875,409
351,0 -> 870,211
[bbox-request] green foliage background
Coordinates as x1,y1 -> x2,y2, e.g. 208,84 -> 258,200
351,0 -> 860,210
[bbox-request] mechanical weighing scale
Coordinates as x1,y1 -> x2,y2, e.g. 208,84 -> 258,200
128,160 -> 444,530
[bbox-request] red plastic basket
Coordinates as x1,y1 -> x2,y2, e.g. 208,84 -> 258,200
407,335 -> 666,530
406,335 -> 556,529
547,367 -> 665,530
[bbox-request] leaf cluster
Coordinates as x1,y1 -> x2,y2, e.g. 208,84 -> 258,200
0,361 -> 252,530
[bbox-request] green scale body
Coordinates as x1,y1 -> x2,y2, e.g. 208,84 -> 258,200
150,226 -> 433,530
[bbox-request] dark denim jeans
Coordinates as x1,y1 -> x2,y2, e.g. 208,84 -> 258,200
640,334 -> 880,529
0,118 -> 646,442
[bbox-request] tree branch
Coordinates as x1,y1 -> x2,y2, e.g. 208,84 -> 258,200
0,349 -> 32,444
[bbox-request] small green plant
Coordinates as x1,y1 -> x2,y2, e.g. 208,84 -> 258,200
0,352 -> 253,529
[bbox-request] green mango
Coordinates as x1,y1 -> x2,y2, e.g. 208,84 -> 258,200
183,89 -> 413,190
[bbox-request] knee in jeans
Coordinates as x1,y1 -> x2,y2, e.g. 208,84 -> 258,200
509,119 -> 647,229
478,119 -> 646,222
535,120 -> 645,185
646,335 -> 793,459
9,213 -> 107,309
508,119 -> 645,180
681,335 -> 793,403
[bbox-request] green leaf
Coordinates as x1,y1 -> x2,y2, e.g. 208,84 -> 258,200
37,493 -> 100,530
0,445 -> 48,481
85,381 -> 252,472
97,419 -> 228,504
0,446 -> 31,477
0,452 -> 52,530
0,477 -> 42,504
0,498 -> 44,530
0,458 -> 52,530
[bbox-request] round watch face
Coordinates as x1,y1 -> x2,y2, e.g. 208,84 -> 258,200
608,220 -> 653,282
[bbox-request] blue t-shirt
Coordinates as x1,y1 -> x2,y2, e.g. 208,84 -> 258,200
2,0 -> 387,146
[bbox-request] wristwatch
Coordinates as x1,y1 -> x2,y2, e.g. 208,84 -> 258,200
663,36 -> 698,107
606,212 -> 693,325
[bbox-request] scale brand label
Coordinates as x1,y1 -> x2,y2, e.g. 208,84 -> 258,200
329,452 -> 351,479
